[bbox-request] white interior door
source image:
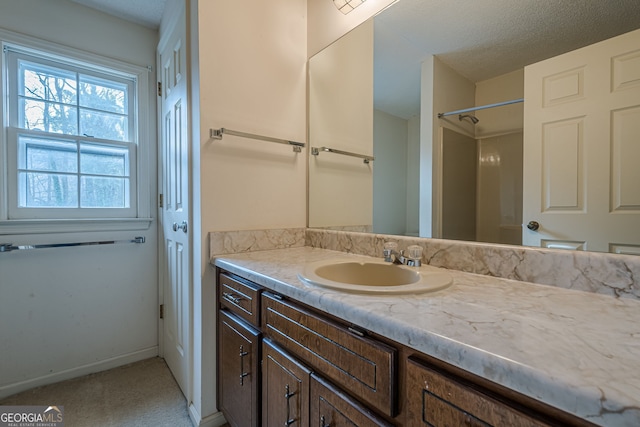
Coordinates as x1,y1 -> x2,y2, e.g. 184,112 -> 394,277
523,29 -> 640,254
159,7 -> 190,396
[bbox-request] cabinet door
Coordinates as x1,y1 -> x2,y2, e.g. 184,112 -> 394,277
310,373 -> 394,427
262,338 -> 311,427
218,310 -> 261,427
263,292 -> 397,417
406,357 -> 550,427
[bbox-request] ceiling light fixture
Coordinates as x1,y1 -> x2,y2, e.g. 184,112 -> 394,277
333,0 -> 366,14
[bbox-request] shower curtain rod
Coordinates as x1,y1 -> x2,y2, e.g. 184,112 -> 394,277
437,98 -> 524,118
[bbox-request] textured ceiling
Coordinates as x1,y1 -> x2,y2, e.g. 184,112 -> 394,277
374,0 -> 640,118
68,0 -> 640,119
69,0 -> 166,29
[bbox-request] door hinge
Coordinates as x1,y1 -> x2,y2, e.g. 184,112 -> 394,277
160,304 -> 164,319
157,81 -> 162,97
159,193 -> 163,208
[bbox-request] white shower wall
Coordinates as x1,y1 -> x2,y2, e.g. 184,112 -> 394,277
476,70 -> 524,245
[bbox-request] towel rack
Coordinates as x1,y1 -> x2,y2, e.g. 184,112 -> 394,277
0,236 -> 145,253
311,146 -> 374,164
210,127 -> 305,152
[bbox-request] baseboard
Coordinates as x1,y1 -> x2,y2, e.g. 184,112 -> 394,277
0,346 -> 158,400
189,404 -> 227,427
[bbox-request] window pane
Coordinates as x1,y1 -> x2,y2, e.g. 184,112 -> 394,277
81,176 -> 129,208
21,98 -> 78,134
9,48 -> 138,217
19,137 -> 78,173
19,172 -> 78,207
80,109 -> 127,141
80,143 -> 128,176
20,61 -> 77,104
79,75 -> 127,114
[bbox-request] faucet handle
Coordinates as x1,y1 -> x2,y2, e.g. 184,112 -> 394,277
405,245 -> 423,266
383,242 -> 398,261
406,245 -> 423,259
383,242 -> 398,252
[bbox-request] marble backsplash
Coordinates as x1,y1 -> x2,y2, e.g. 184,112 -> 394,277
306,229 -> 640,300
209,227 -> 306,256
209,228 -> 639,300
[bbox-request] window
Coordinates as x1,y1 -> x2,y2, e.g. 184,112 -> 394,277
2,40 -> 148,223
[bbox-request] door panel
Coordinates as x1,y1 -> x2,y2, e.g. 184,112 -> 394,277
611,106 -> 640,211
523,29 -> 640,252
159,5 -> 190,396
542,118 -> 583,211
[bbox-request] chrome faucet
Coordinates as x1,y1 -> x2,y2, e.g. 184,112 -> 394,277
383,242 -> 423,267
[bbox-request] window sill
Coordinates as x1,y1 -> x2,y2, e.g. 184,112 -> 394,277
0,218 -> 154,235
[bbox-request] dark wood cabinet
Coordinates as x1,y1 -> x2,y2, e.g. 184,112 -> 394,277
219,273 -> 262,326
406,356 -> 550,427
218,310 -> 261,427
310,373 -> 394,427
216,267 -> 594,427
262,338 -> 311,427
262,291 -> 397,417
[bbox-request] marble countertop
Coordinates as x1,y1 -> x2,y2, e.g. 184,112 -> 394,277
213,246 -> 640,426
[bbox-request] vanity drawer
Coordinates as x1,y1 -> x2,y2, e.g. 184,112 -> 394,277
219,273 -> 261,327
262,292 -> 397,417
406,357 -> 550,427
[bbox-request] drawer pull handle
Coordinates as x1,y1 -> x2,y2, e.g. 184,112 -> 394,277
284,384 -> 296,426
239,345 -> 249,386
348,326 -> 366,337
223,292 -> 243,304
320,415 -> 329,427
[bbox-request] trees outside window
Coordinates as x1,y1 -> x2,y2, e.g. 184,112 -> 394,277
5,46 -> 139,218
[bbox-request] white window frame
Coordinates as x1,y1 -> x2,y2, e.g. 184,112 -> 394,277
0,30 -> 152,234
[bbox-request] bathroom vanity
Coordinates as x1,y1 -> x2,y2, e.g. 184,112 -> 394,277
214,246 -> 640,426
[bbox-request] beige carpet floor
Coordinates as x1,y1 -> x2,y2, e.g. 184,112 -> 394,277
0,357 -> 194,427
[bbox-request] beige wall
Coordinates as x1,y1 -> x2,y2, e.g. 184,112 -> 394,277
406,115 -> 420,236
191,0 -> 307,420
198,0 -> 307,234
441,128 -> 477,241
421,56 -> 475,237
308,20 -> 374,229
475,69 -> 524,137
372,110 -> 420,236
373,109 -> 408,234
307,0 -> 396,57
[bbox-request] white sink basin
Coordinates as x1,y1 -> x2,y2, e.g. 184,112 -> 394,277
298,258 -> 452,294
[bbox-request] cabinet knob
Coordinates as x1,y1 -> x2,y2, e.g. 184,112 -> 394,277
463,413 -> 484,426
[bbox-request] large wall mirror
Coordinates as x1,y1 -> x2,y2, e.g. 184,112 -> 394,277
308,0 -> 640,254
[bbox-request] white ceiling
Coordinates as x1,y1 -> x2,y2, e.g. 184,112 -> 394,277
69,0 -> 166,29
